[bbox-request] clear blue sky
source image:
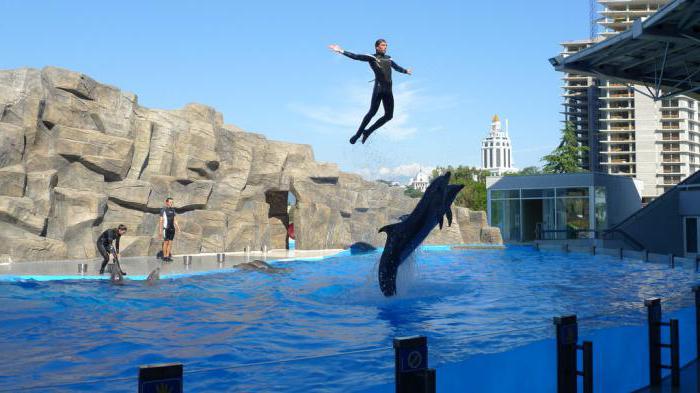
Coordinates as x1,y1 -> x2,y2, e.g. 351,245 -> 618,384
0,0 -> 591,181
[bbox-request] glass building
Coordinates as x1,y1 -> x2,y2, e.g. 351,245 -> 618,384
486,173 -> 643,242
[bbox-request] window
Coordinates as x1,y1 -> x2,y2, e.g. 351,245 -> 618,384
491,189 -> 520,199
556,196 -> 590,239
521,189 -> 555,198
595,187 -> 607,230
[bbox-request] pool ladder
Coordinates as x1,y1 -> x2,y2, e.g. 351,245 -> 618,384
554,315 -> 593,393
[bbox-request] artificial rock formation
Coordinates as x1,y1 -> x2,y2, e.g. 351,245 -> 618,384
0,67 -> 501,261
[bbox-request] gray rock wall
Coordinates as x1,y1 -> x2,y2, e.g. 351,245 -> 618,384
0,67 -> 501,261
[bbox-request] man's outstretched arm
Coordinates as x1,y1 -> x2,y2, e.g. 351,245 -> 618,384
328,44 -> 374,62
391,61 -> 412,75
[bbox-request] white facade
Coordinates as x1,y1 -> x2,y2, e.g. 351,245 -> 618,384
561,0 -> 700,202
407,169 -> 431,192
481,114 -> 516,176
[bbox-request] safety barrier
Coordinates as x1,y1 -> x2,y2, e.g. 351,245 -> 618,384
533,242 -> 699,270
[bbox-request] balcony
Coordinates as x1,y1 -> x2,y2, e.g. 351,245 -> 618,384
601,116 -> 633,122
601,129 -> 634,133
601,94 -> 634,100
607,146 -> 633,153
608,156 -> 634,164
562,92 -> 588,99
661,111 -> 680,119
562,75 -> 589,81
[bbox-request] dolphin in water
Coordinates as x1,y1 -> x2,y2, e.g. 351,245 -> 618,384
146,267 -> 160,282
237,260 -> 290,273
110,264 -> 124,284
349,241 -> 377,255
377,171 -> 464,296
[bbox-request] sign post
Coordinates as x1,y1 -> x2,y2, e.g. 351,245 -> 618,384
138,363 -> 183,393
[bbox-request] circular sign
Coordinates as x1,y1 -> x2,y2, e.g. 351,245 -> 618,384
407,350 -> 423,369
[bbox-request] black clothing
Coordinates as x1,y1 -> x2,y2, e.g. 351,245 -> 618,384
163,227 -> 175,241
341,51 -> 408,87
359,83 -> 394,141
97,240 -> 110,274
97,228 -> 124,275
342,51 -> 407,142
98,228 -> 121,253
160,207 -> 176,230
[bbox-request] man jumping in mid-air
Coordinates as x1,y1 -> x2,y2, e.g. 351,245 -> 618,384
329,39 -> 412,144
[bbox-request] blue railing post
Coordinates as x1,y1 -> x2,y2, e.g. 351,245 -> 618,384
393,336 -> 435,393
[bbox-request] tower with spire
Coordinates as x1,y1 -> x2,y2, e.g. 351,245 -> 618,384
481,114 -> 516,176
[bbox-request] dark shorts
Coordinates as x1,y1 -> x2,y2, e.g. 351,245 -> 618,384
163,227 -> 175,241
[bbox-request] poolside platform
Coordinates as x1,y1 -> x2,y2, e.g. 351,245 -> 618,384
0,248 -> 344,280
634,360 -> 700,393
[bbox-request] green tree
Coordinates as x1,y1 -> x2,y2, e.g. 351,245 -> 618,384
432,166 -> 489,211
504,166 -> 543,176
403,185 -> 424,198
542,122 -> 589,173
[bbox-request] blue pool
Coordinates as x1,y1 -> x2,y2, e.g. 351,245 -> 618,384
0,246 -> 698,392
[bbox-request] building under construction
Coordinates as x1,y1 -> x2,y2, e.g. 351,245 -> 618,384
559,0 -> 700,202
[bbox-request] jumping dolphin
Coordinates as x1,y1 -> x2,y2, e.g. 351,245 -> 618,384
146,267 -> 160,282
377,171 -> 464,296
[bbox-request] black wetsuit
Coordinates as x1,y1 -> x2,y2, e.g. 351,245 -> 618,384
97,228 -> 122,274
160,207 -> 176,241
342,51 -> 409,143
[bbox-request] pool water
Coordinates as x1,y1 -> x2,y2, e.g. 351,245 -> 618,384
0,246 -> 698,392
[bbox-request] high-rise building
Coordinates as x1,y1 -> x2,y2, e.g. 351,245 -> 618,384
560,0 -> 700,202
481,114 -> 516,176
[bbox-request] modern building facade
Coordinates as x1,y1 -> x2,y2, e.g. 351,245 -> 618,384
486,173 -> 643,242
480,114 -> 516,176
610,170 -> 700,257
560,0 -> 700,203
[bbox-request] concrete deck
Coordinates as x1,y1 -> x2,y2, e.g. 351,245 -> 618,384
0,249 -> 344,280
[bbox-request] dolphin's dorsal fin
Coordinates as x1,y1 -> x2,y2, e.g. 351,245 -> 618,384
378,222 -> 401,234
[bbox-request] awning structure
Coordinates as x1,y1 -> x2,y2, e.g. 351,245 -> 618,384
550,0 -> 700,101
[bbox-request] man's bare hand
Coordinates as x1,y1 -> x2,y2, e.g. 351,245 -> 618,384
328,44 -> 343,54
406,68 -> 413,75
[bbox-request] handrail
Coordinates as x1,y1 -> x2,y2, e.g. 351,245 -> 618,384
601,228 -> 645,251
534,226 -> 645,251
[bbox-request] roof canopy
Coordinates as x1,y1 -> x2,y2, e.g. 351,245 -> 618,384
550,0 -> 700,101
